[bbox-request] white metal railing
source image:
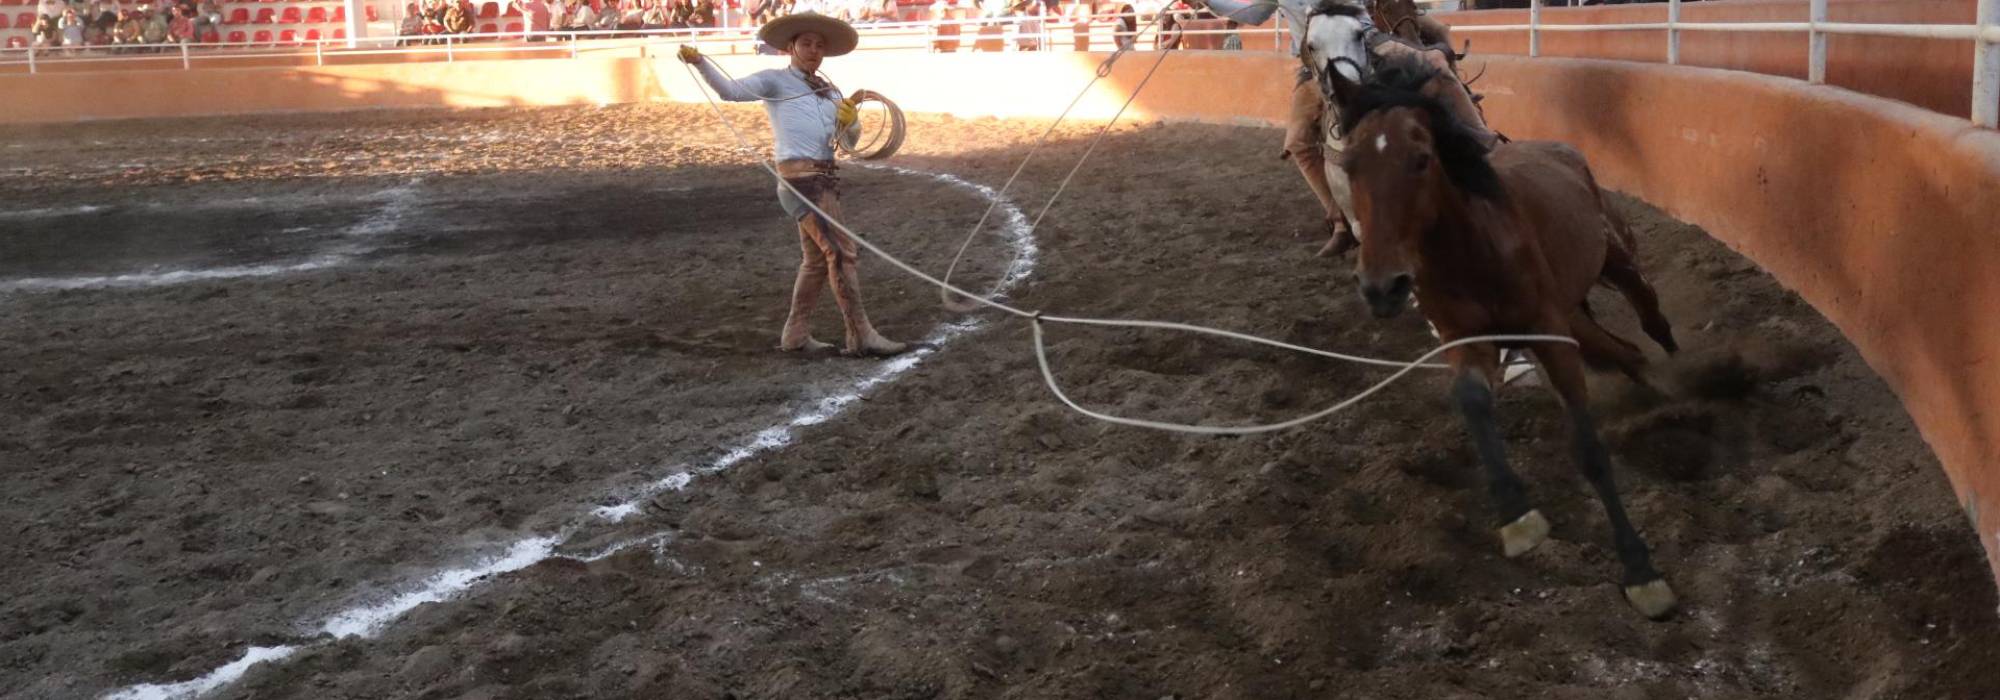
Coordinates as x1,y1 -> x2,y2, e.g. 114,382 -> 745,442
1450,0 -> 2000,128
0,10 -> 1287,72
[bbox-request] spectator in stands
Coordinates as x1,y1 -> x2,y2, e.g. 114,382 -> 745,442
26,11 -> 47,48
688,0 -> 716,28
1104,0 -> 1136,49
168,4 -> 194,42
1220,18 -> 1239,49
513,0 -> 553,38
1008,0 -> 1040,49
641,0 -> 667,29
398,2 -> 423,42
55,8 -> 83,51
142,5 -> 169,47
549,0 -> 572,32
563,0 -> 594,33
594,2 -> 622,30
445,0 -> 475,35
617,0 -> 645,29
192,0 -> 221,42
93,1 -> 118,38
429,0 -> 452,38
114,7 -> 143,50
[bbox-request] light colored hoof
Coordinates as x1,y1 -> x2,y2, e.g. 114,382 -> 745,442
1499,509 -> 1550,558
1624,578 -> 1679,620
1502,361 -> 1540,386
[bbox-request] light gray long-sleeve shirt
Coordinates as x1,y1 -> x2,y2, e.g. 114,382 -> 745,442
1199,0 -> 1374,57
693,59 -> 859,162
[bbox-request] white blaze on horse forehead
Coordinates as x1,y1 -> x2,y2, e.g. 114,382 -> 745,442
1374,134 -> 1387,153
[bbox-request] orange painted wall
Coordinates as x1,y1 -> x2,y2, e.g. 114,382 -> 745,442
1442,0 -> 1990,119
3,49 -> 1997,585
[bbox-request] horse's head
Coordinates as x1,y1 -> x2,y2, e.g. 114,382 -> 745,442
1332,55 -> 1506,319
1301,1 -> 1370,103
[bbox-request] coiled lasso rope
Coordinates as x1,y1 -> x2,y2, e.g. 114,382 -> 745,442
676,54 -> 1577,436
836,90 -> 907,161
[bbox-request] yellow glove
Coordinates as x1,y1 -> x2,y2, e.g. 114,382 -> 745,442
835,96 -> 859,131
676,44 -> 701,64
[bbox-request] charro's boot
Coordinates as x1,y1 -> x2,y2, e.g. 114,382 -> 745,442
827,258 -> 907,356
780,260 -> 833,352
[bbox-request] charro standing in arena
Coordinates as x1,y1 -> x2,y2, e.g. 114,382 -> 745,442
678,12 -> 910,357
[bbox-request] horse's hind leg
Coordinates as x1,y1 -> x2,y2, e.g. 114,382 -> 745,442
1601,242 -> 1679,354
1445,344 -> 1547,558
1531,338 -> 1677,620
1568,308 -> 1652,387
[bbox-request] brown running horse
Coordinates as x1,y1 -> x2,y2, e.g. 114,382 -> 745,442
1326,56 -> 1682,619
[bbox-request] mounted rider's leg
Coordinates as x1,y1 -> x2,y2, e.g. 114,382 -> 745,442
1283,73 -> 1358,256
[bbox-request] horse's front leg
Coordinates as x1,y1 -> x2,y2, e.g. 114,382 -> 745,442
1445,344 -> 1546,558
1530,339 -> 1678,620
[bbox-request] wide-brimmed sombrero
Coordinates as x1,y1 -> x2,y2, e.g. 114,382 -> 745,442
757,11 -> 859,56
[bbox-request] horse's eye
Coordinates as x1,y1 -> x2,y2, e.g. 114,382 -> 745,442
1410,152 -> 1432,174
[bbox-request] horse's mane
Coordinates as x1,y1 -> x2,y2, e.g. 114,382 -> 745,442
1338,55 -> 1505,201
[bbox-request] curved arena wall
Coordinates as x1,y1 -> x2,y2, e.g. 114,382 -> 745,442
6,49 -> 1999,586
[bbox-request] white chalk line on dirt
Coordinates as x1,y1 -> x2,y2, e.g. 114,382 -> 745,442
0,183 -> 422,294
98,164 -> 1036,700
592,163 -> 1038,521
104,532 -> 667,700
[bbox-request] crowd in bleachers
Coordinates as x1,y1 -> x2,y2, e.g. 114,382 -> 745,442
394,0 -> 717,43
4,0 -> 369,50
0,0 -> 1235,52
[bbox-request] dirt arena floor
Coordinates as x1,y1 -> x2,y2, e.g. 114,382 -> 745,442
2,101 -> 1996,700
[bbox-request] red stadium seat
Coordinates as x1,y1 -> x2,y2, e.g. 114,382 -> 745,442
478,21 -> 495,33
4,36 -> 22,48
332,27 -> 345,38
330,6 -> 344,21
503,3 -> 518,16
252,28 -> 271,42
252,7 -> 274,23
278,28 -> 295,42
504,21 -> 520,32
305,6 -> 327,23
0,13 -> 10,28
278,6 -> 300,23
364,6 -> 377,20
304,28 -> 320,40
226,7 -> 247,23
226,29 -> 246,42
479,1 -> 496,17
13,12 -> 31,28
202,29 -> 219,42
